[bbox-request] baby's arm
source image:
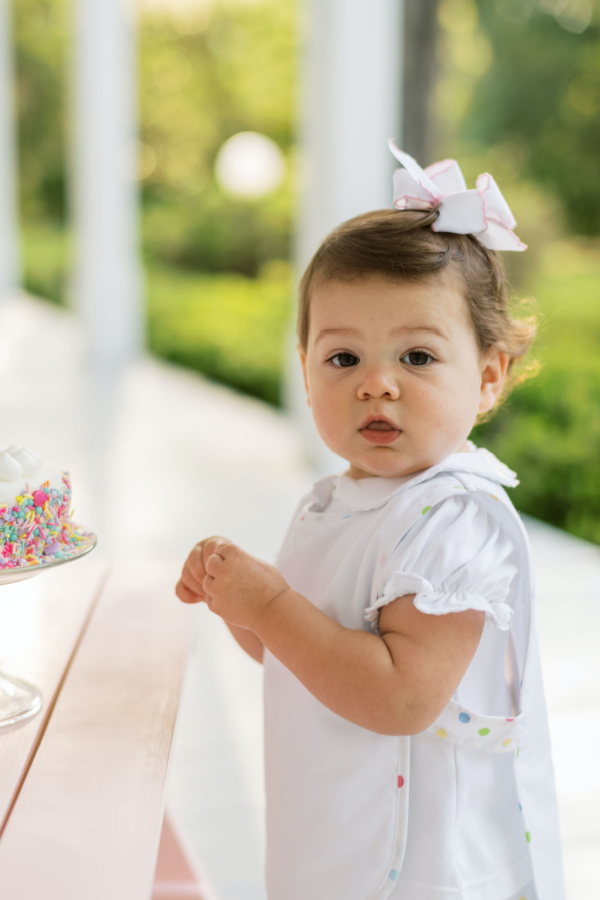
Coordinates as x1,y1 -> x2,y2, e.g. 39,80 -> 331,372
223,623 -> 264,663
176,538 -> 264,664
195,541 -> 484,736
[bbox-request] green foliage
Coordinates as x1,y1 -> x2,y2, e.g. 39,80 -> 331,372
14,0 -> 68,222
14,0 -> 297,275
473,240 -> 600,542
21,222 -> 69,304
142,184 -> 291,277
147,259 -> 293,406
468,0 -> 600,235
139,0 -> 296,276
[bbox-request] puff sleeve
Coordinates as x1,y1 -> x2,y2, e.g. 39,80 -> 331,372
364,494 -> 520,632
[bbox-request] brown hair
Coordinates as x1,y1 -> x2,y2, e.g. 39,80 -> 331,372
298,207 -> 537,410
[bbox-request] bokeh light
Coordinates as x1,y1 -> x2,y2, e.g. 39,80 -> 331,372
214,131 -> 286,198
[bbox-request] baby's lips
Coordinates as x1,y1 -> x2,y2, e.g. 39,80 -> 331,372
360,426 -> 401,445
363,422 -> 397,432
360,415 -> 400,432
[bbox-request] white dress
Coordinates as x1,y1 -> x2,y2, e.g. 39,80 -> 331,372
264,447 -> 564,900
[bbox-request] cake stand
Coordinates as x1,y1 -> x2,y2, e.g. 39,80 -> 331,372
0,533 -> 97,728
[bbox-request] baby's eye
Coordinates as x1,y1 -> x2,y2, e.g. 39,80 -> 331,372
400,350 -> 434,367
328,352 -> 360,368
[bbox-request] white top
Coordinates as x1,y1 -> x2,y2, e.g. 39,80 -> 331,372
265,447 -> 549,900
362,492 -> 532,899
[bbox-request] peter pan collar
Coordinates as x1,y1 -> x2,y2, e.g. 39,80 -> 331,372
310,445 -> 518,513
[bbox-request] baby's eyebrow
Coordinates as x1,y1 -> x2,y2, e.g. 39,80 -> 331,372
393,325 -> 448,340
314,327 -> 360,344
314,325 -> 448,344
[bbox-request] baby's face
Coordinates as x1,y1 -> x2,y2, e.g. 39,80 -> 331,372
299,274 -> 508,480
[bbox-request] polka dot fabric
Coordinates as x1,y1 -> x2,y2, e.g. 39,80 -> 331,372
428,698 -> 523,753
505,882 -> 538,900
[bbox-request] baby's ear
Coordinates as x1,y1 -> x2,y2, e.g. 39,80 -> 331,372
479,348 -> 509,412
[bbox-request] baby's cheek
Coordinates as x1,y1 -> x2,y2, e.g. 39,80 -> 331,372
411,385 -> 463,442
312,393 -> 347,446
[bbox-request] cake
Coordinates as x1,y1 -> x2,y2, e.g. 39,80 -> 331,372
0,443 -> 94,570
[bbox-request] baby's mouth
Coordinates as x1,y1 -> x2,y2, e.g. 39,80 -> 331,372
364,421 -> 395,431
360,419 -> 401,445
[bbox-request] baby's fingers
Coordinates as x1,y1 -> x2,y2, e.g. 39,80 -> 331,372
187,544 -> 208,581
205,553 -> 225,576
181,556 -> 206,595
179,566 -> 206,605
175,578 -> 204,605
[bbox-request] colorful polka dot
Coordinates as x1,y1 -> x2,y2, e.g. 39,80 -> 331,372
525,831 -> 531,842
519,896 -> 527,900
458,712 -> 470,723
381,555 -> 387,566
398,775 -> 405,788
503,738 -> 512,747
389,870 -> 400,882
490,494 -> 499,501
519,804 -> 522,812
478,727 -> 490,736
506,717 -> 514,722
517,747 -> 520,758
421,506 -> 432,515
436,728 -> 448,739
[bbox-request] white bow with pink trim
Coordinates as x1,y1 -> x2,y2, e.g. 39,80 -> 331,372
389,139 -> 526,252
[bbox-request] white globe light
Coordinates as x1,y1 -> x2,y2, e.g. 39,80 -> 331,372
215,132 -> 286,198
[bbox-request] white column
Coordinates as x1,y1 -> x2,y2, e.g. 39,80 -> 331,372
0,0 -> 19,302
72,0 -> 142,370
291,0 -> 404,471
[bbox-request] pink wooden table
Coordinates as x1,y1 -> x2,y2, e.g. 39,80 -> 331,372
0,556 -> 216,900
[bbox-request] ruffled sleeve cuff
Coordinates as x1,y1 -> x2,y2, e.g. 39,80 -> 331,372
364,570 -> 513,632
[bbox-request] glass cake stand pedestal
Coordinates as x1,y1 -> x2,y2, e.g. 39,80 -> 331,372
0,671 -> 43,727
0,535 -> 97,727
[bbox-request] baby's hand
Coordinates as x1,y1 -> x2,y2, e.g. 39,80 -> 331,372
203,543 -> 290,631
176,536 -> 230,605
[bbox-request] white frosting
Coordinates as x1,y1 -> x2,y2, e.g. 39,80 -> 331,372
0,443 -> 42,482
10,448 -> 40,477
0,443 -> 66,509
0,463 -> 65,507
0,451 -> 22,482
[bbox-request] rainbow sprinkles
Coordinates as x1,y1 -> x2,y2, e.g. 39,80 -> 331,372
0,444 -> 94,569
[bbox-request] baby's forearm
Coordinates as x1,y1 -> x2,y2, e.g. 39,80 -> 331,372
225,621 -> 264,663
254,589 -> 429,735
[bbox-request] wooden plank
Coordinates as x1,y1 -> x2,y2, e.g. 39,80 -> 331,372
0,561 -> 192,900
0,557 -> 108,833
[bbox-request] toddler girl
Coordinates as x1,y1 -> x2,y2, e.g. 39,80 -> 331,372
177,145 -> 565,900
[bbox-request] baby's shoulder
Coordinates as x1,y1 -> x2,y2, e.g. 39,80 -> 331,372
387,469 -> 509,515
383,469 -> 523,547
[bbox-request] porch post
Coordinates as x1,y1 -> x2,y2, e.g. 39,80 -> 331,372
72,0 -> 142,369
292,0 -> 404,470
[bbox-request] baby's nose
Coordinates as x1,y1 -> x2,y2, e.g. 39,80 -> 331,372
357,367 -> 400,400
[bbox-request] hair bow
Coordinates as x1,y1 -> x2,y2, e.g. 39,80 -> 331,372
389,139 -> 526,252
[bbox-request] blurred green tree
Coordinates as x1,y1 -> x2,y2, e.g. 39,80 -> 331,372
139,0 -> 296,276
14,0 -> 68,224
469,0 -> 600,234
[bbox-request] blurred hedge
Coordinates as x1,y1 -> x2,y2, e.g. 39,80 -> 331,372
146,259 -> 292,406
474,239 -> 600,544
